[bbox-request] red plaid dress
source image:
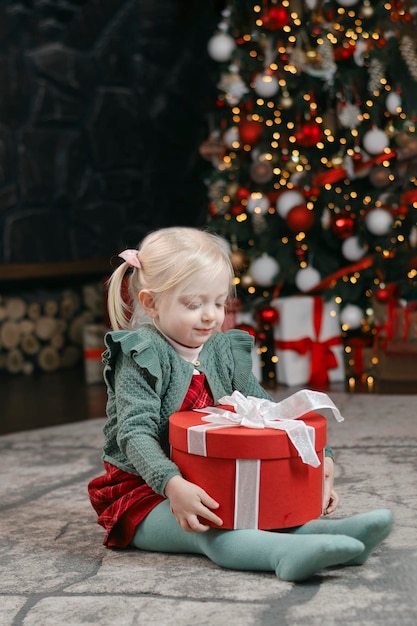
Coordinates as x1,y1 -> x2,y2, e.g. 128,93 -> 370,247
88,373 -> 214,548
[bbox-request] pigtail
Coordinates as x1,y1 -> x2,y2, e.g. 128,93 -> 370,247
106,262 -> 133,330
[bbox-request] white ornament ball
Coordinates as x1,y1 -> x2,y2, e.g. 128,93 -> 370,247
353,38 -> 367,67
342,236 -> 368,261
361,1 -> 374,18
386,92 -> 402,115
223,126 -> 239,148
276,190 -> 305,218
250,255 -> 280,287
207,33 -> 236,62
336,0 -> 359,6
362,128 -> 389,155
340,304 -> 363,329
295,267 -> 321,292
365,208 -> 393,236
253,72 -> 279,98
246,192 -> 270,215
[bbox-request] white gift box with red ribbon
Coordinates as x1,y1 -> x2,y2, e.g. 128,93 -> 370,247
271,296 -> 345,387
82,324 -> 106,384
169,390 -> 343,530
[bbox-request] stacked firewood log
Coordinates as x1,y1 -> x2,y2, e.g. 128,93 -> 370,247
0,283 -> 104,375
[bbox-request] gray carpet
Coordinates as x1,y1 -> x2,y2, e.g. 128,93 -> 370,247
1,390 -> 416,626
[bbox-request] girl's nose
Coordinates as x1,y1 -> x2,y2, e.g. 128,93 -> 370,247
202,305 -> 216,321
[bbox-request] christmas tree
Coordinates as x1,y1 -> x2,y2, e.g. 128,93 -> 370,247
205,0 -> 417,342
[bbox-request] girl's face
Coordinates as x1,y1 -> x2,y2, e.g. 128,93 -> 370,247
146,271 -> 230,348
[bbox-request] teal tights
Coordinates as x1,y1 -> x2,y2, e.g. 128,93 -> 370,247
131,501 -> 392,582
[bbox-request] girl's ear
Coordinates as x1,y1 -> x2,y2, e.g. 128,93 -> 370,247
139,290 -> 157,317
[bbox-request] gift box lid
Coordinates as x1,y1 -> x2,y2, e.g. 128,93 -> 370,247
169,406 -> 326,460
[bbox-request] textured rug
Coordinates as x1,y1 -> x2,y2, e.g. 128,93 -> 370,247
1,390 -> 416,626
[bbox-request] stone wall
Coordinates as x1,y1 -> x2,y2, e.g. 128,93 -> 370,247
0,0 -> 220,264
0,0 -> 221,375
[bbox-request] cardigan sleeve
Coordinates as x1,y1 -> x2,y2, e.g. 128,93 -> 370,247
103,330 -> 163,392
102,331 -> 182,495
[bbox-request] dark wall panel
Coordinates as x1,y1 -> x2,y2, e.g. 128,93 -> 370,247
0,0 -> 221,264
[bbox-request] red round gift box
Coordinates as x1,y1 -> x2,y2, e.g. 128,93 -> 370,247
169,408 -> 327,530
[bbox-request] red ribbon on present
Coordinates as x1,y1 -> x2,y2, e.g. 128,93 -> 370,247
373,299 -> 416,353
274,297 -> 341,386
385,300 -> 403,341
385,300 -> 414,342
403,308 -> 410,342
347,336 -> 372,375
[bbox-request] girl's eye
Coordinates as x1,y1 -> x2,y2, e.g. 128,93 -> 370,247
187,303 -> 201,310
216,302 -> 226,308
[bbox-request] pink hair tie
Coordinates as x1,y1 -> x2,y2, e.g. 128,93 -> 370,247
118,249 -> 141,269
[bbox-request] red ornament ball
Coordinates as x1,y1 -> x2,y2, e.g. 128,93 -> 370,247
231,204 -> 245,216
286,205 -> 315,232
295,246 -> 306,261
266,189 -> 280,205
295,121 -> 323,148
208,203 -> 219,217
236,186 -> 251,201
396,205 -> 409,217
262,6 -> 289,30
304,186 -> 320,198
256,305 -> 279,327
334,44 -> 355,61
331,214 -> 355,239
236,323 -> 257,338
257,330 -> 267,344
374,284 -> 399,303
239,119 -> 263,146
374,287 -> 390,303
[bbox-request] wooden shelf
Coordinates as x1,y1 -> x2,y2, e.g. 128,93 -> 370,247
0,258 -> 112,282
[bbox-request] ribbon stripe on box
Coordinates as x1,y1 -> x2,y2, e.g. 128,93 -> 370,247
234,459 -> 260,529
170,390 -> 343,530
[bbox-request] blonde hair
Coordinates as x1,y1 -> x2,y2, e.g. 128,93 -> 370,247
107,227 -> 235,330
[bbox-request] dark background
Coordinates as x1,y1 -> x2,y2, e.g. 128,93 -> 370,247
0,0 -> 223,265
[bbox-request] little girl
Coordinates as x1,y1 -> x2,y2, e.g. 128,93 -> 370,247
88,226 -> 392,582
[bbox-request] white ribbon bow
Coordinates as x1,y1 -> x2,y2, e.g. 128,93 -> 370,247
196,389 -> 344,468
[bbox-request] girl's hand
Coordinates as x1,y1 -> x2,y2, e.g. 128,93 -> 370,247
322,456 -> 340,515
165,475 -> 223,532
